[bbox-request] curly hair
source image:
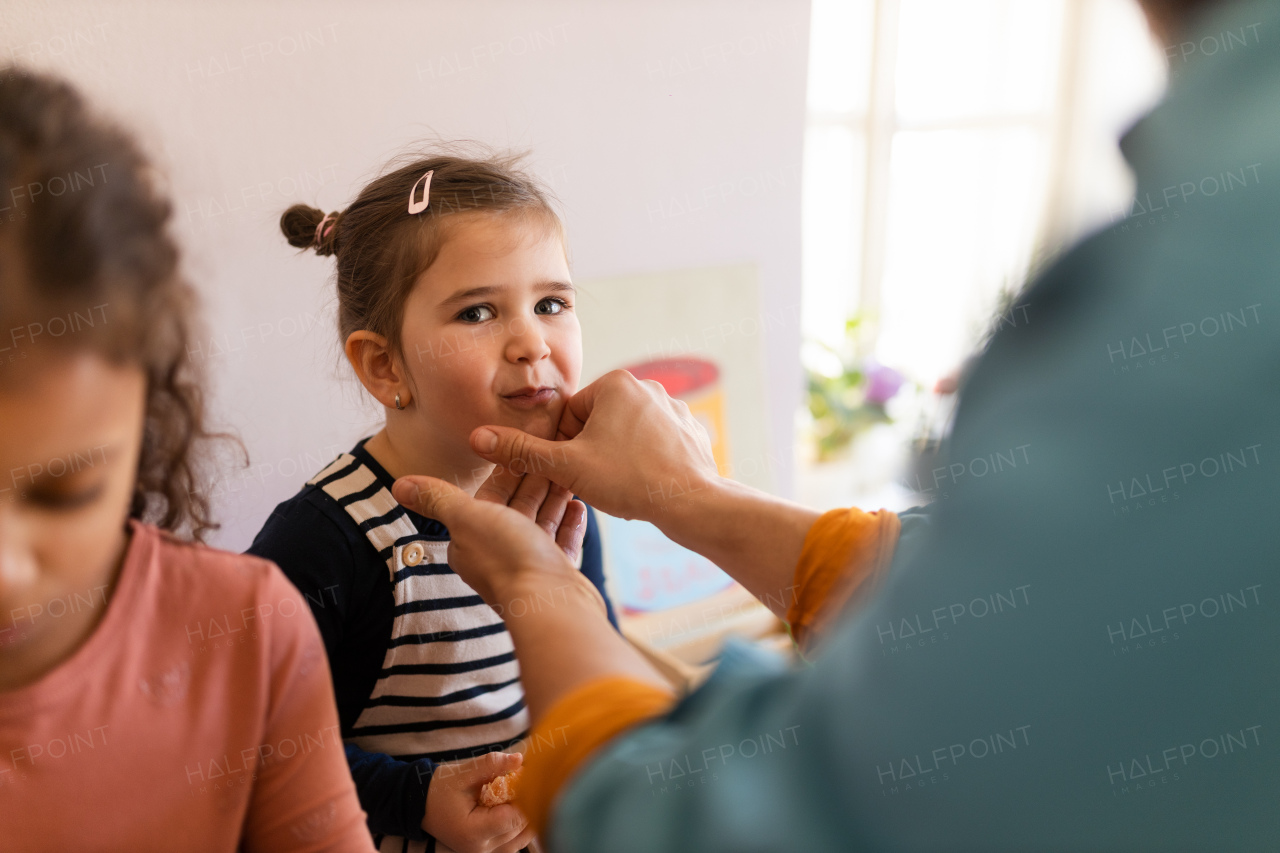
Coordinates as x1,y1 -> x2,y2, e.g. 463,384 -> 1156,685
0,67 -> 235,542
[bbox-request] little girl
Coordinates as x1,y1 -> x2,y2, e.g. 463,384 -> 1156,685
249,153 -> 618,853
0,69 -> 373,850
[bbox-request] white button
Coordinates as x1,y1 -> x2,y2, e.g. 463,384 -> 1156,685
403,542 -> 426,566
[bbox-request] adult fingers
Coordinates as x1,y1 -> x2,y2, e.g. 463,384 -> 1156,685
508,473 -> 554,522
473,461 -> 526,507
470,425 -> 580,492
553,370 -> 614,439
392,476 -> 471,526
533,482 -> 572,538
555,499 -> 587,562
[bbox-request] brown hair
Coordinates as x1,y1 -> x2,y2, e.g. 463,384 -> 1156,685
1137,0 -> 1225,40
279,150 -> 563,357
0,67 -> 232,542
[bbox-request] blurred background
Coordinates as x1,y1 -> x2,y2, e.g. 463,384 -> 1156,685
799,0 -> 1163,514
1,0 -> 1166,672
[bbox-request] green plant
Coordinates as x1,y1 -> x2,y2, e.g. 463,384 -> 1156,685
804,317 -> 904,462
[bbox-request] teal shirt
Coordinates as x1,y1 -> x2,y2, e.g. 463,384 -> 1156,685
552,2 -> 1280,849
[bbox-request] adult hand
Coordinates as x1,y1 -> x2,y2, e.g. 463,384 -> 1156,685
393,471 -> 659,725
422,751 -> 533,853
473,466 -> 587,565
462,371 -> 821,622
391,476 -> 579,607
467,370 -> 721,524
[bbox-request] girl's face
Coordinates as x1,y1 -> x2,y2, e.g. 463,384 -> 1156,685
0,351 -> 145,681
399,212 -> 582,461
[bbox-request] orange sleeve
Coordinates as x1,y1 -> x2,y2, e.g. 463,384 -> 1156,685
786,507 -> 901,651
517,676 -> 676,836
513,507 -> 901,834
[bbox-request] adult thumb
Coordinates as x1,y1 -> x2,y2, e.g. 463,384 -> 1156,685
392,475 -> 470,523
471,426 -> 577,487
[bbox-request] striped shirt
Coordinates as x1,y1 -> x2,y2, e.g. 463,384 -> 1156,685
248,439 -> 616,848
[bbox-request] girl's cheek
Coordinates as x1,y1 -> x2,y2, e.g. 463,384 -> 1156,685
554,330 -> 583,387
418,335 -> 499,395
410,329 -> 482,376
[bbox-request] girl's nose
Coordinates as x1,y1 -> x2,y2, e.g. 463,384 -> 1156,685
503,316 -> 552,364
0,513 -> 39,604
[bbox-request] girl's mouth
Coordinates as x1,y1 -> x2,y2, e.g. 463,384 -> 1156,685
501,386 -> 557,408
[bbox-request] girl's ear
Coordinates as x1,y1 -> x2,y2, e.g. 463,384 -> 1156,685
344,331 -> 410,409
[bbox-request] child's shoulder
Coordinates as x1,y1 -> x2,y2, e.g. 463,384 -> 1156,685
130,524 -> 324,705
259,477 -> 358,538
148,523 -> 299,609
246,476 -> 369,575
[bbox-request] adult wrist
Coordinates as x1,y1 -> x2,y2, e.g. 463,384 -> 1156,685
643,472 -> 735,548
497,566 -> 607,626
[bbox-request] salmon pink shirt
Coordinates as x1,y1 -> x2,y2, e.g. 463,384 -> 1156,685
0,521 -> 376,851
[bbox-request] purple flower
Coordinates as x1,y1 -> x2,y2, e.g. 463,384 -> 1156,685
864,362 -> 904,406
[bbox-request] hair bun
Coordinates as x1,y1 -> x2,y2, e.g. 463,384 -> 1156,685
280,203 -> 340,256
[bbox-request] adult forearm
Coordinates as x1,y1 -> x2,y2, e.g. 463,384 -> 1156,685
645,476 -> 820,619
499,573 -> 667,720
496,479 -> 819,715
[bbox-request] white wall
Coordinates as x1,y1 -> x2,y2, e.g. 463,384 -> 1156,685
0,0 -> 810,550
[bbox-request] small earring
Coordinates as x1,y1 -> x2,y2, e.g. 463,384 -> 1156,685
394,393 -> 404,410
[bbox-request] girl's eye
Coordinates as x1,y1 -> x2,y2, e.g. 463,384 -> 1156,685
458,305 -> 495,324
25,481 -> 106,512
535,297 -> 567,316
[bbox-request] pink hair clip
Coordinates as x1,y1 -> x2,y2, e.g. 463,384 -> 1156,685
408,170 -> 434,214
314,213 -> 336,246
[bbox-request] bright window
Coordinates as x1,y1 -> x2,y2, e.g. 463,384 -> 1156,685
803,0 -> 1166,385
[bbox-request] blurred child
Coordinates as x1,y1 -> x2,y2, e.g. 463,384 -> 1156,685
250,153 -> 618,853
0,68 -> 374,851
